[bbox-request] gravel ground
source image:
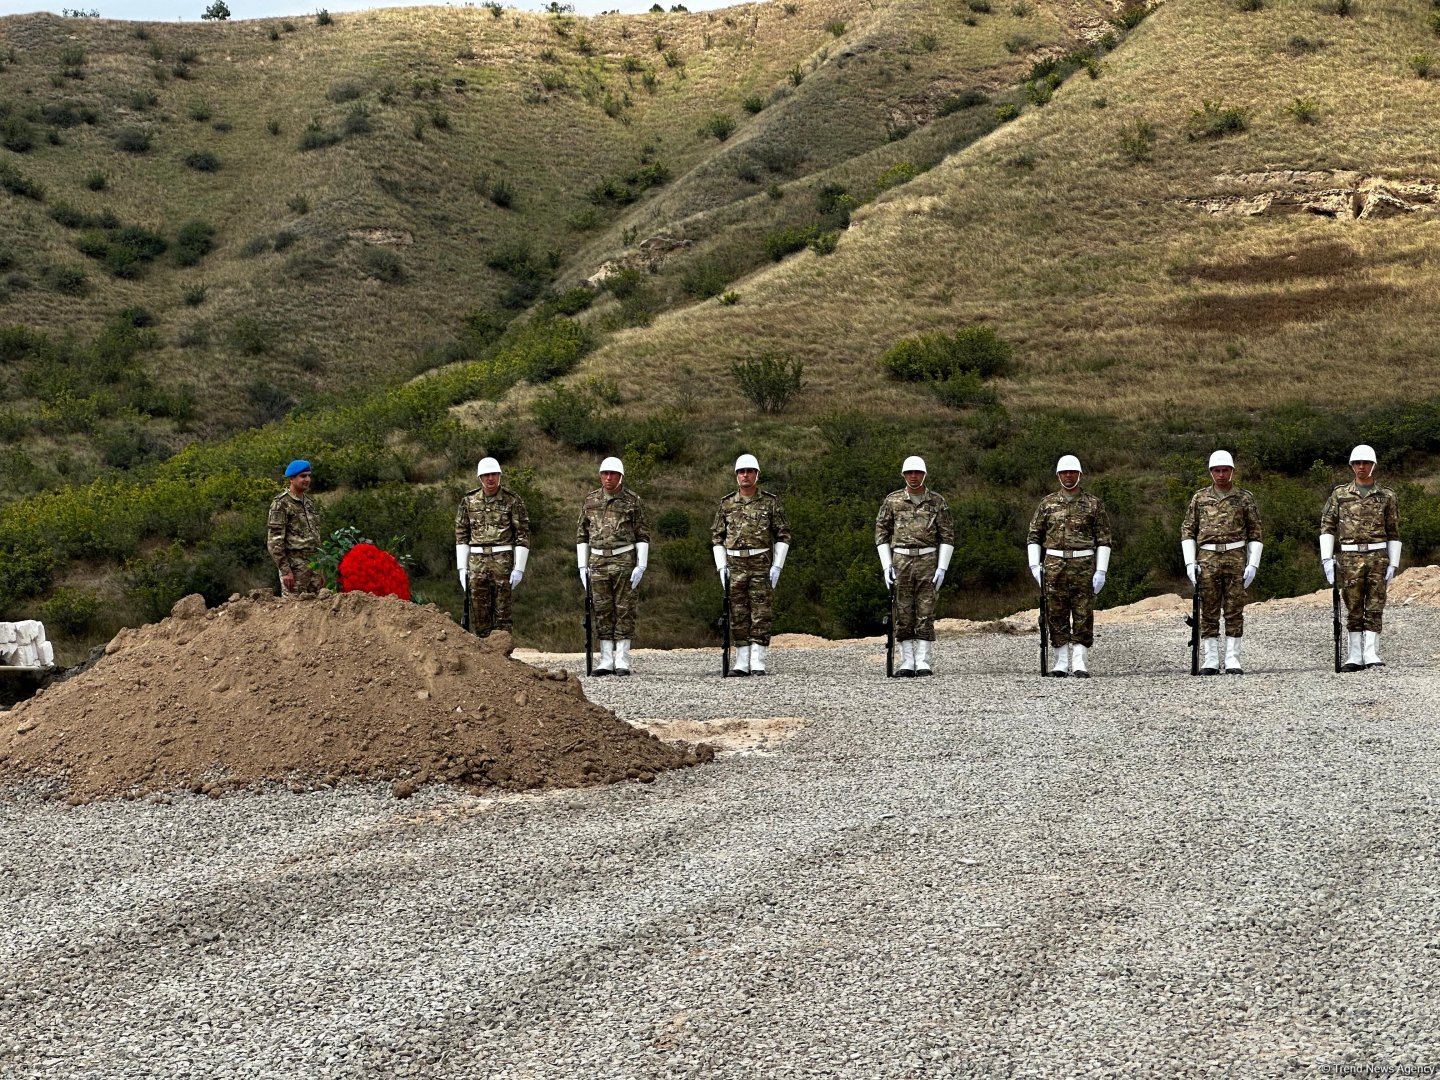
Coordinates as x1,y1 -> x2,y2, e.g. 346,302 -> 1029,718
3,603 -> 1440,1079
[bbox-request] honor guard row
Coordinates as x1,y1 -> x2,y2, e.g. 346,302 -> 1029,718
267,443 -> 1403,678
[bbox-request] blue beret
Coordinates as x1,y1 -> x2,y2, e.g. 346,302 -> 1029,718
284,459 -> 312,478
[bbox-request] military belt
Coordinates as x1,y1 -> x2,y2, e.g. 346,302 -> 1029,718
726,547 -> 769,557
1200,541 -> 1246,552
1045,548 -> 1094,558
592,544 -> 635,556
893,546 -> 936,556
472,544 -> 513,554
1340,542 -> 1387,552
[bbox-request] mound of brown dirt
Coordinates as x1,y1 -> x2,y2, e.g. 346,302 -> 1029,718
0,591 -> 707,801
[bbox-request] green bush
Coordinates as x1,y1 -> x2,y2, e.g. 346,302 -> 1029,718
326,79 -> 365,103
625,408 -> 691,462
1118,116 -> 1157,162
680,255 -> 744,299
1184,100 -> 1249,140
174,219 -> 216,267
125,543 -> 233,621
880,326 -> 1013,382
705,113 -> 735,141
298,122 -> 341,151
342,105 -> 372,135
229,316 -> 270,356
1,114 -> 35,153
316,8 -> 333,24
742,93 -> 765,114
45,264 -> 89,295
732,352 -> 805,414
657,508 -> 691,539
656,536 -> 705,580
360,246 -> 406,284
184,149 -> 221,172
85,170 -> 108,191
935,371 -> 999,409
115,128 -> 152,153
532,385 -> 616,453
764,225 -> 819,261
808,231 -> 839,255
38,585 -> 101,636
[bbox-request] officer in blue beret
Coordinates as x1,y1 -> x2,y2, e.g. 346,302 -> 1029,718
268,460 -> 323,596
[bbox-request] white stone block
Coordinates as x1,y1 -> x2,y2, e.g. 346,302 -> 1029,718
38,642 -> 54,667
2,644 -> 38,667
0,624 -> 15,644
13,620 -> 44,645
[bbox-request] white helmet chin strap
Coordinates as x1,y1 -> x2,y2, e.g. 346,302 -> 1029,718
1060,475 -> 1081,490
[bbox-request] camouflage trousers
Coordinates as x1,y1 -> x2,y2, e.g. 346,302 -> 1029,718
893,551 -> 939,642
1339,550 -> 1389,632
279,561 -> 323,597
589,552 -> 637,640
727,551 -> 774,647
1042,553 -> 1095,648
467,551 -> 514,636
1197,548 -> 1247,638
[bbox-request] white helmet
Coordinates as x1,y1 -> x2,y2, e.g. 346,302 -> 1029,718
476,456 -> 501,477
1056,454 -> 1083,474
1350,444 -> 1377,463
901,455 -> 927,475
599,456 -> 624,475
1208,450 -> 1234,469
734,453 -> 760,473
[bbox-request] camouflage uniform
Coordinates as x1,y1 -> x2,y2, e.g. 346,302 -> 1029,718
711,490 -> 792,647
1026,490 -> 1112,648
455,485 -> 530,637
1321,482 -> 1400,632
1181,485 -> 1262,638
267,490 -> 323,596
576,485 -> 651,640
874,488 -> 956,642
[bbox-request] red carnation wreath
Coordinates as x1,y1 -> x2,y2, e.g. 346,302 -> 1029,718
337,542 -> 412,601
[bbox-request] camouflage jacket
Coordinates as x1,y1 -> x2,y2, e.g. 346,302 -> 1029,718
267,491 -> 322,570
455,486 -> 530,549
874,489 -> 955,550
576,486 -> 651,549
1181,486 -> 1262,545
1026,490 -> 1113,551
711,490 -> 792,552
1320,482 -> 1400,545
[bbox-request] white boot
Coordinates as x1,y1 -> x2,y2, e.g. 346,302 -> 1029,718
1343,632 -> 1363,672
1201,637 -> 1220,675
1224,636 -> 1243,674
614,639 -> 632,676
595,639 -> 614,675
896,639 -> 916,677
751,643 -> 768,675
1049,643 -> 1070,677
914,639 -> 932,677
1070,643 -> 1089,678
732,642 -> 751,676
1363,631 -> 1383,669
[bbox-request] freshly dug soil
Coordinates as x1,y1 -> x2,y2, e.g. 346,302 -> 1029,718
0,590 -> 707,801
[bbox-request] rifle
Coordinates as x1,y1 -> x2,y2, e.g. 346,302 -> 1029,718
719,572 -> 732,678
1332,577 -> 1343,674
461,579 -> 471,634
583,578 -> 594,677
885,584 -> 896,678
1188,566 -> 1202,675
1038,566 -> 1049,677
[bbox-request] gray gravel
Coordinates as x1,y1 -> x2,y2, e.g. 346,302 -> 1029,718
4,602 -> 1440,1079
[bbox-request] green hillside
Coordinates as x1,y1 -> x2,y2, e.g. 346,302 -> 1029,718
3,0 -> 1439,659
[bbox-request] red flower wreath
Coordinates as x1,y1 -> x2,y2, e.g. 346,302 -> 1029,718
337,542 -> 411,601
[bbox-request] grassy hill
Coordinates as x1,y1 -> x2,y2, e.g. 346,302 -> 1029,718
3,0 -> 1440,659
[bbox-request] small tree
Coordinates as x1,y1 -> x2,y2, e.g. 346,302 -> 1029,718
201,0 -> 230,18
732,352 -> 806,414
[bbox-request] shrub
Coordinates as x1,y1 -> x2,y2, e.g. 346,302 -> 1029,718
656,537 -> 705,580
876,161 -> 919,190
1411,52 -> 1434,78
45,264 -> 89,295
360,246 -> 406,284
705,113 -> 735,141
1,114 -> 35,152
732,352 -> 805,413
1184,100 -> 1249,140
657,508 -> 691,539
938,90 -> 988,116
326,79 -> 365,103
995,102 -> 1019,122
129,89 -> 159,111
183,284 -> 207,306
244,378 -> 294,424
273,229 -> 298,253
967,0 -> 991,10
764,225 -> 818,261
1004,34 -> 1033,54
297,123 -> 341,151
316,8 -> 333,25
115,128 -> 152,153
0,161 -> 45,201
1287,35 -> 1325,54
174,219 -> 216,267
1118,116 -> 1156,162
788,64 -> 804,86
490,177 -> 515,208
184,149 -> 221,171
188,100 -> 212,122
532,385 -> 615,452
85,170 -> 108,191
228,315 -> 270,355
342,104 -> 372,136
430,108 -> 450,130
1320,0 -> 1352,13
808,231 -> 839,255
824,17 -> 846,36
625,408 -> 690,462
720,290 -> 740,305
880,326 -> 1013,382
1286,96 -> 1320,124
934,371 -> 999,409
39,586 -> 101,635
1236,0 -> 1262,8
741,93 -> 765,114
1112,1 -> 1151,28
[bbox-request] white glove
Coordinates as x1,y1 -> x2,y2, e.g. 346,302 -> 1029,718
1388,540 -> 1401,585
579,567 -> 590,589
769,566 -> 781,588
511,546 -> 528,590
1385,564 -> 1396,584
1322,559 -> 1335,585
509,569 -> 523,589
1242,565 -> 1256,589
576,543 -> 590,590
459,568 -> 468,589
1186,563 -> 1197,586
629,565 -> 645,589
1092,571 -> 1106,594
1030,564 -> 1042,586
1027,542 -> 1042,586
718,566 -> 729,586
886,564 -> 898,587
877,543 -> 893,587
932,568 -> 945,589
455,543 -> 470,590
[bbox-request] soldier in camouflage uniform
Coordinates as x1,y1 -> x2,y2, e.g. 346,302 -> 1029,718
267,459 -> 323,597
1320,444 -> 1401,671
710,453 -> 792,677
875,455 -> 955,677
454,456 -> 530,638
1026,455 -> 1112,678
576,456 -> 651,676
1181,450 -> 1263,675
